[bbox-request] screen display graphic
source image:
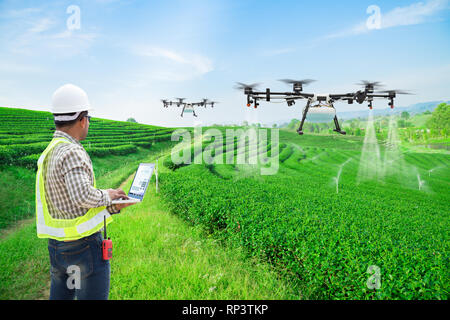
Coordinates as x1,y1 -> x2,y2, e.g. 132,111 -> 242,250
129,163 -> 155,198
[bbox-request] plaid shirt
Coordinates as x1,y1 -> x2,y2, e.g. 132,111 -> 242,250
42,130 -> 119,219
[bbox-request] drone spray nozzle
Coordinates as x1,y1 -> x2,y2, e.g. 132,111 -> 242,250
247,94 -> 253,107
389,98 -> 394,109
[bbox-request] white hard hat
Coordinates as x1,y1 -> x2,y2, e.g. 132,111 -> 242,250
51,84 -> 93,114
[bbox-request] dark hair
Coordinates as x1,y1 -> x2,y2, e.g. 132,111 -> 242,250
54,111 -> 88,128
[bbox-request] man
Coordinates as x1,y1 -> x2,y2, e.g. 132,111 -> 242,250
36,83 -> 136,300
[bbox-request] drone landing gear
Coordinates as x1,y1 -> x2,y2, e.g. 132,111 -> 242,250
296,99 -> 311,135
333,129 -> 346,135
333,115 -> 346,135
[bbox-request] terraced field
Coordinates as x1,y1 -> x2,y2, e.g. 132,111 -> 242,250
0,107 -> 176,230
160,129 -> 450,299
0,107 -> 448,300
0,107 -> 175,170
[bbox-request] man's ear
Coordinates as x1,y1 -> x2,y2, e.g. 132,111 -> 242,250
79,116 -> 87,129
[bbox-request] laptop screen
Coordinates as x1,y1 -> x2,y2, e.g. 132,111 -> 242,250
128,163 -> 155,200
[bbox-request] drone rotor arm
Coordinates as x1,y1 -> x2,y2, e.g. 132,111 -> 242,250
329,93 -> 354,99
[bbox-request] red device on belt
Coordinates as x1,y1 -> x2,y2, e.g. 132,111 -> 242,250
102,216 -> 113,260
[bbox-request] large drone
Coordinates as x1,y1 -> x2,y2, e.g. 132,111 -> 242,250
161,98 -> 218,117
235,80 -> 411,135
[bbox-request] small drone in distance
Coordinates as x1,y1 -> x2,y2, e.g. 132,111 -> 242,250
235,79 -> 412,135
161,98 -> 219,117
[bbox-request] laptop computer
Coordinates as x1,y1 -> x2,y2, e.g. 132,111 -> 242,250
112,163 -> 155,204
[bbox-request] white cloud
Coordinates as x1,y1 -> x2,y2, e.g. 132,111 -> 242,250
28,17 -> 54,34
9,27 -> 98,56
47,30 -> 98,47
0,7 -> 42,19
132,45 -> 213,81
0,61 -> 45,73
260,48 -> 295,57
381,0 -> 448,28
325,0 -> 449,39
1,4 -> 98,57
137,47 -> 188,63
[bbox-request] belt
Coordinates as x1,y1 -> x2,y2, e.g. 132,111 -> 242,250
60,231 -> 101,242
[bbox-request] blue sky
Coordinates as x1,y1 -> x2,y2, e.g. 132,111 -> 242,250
0,0 -> 449,127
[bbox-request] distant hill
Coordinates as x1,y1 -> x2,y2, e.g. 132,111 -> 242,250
336,100 -> 448,120
272,100 -> 448,128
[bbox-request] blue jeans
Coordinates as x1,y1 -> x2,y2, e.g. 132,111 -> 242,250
48,232 -> 110,300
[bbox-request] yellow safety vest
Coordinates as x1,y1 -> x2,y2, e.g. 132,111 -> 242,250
36,137 -> 113,241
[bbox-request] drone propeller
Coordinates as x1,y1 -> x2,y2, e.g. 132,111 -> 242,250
234,82 -> 260,90
278,79 -> 315,85
356,80 -> 383,86
376,89 -> 413,95
356,81 -> 384,91
279,79 -> 315,92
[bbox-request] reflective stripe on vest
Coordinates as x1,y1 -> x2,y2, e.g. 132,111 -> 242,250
36,137 -> 113,241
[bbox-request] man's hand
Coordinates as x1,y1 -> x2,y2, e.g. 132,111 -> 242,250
114,202 -> 135,210
107,188 -> 137,210
107,188 -> 127,200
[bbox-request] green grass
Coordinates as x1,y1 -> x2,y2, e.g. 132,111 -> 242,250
0,222 -> 50,299
0,142 -> 296,300
0,166 -> 35,230
109,177 -> 295,299
0,144 -> 172,299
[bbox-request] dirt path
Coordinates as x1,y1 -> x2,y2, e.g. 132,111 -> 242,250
0,217 -> 35,241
